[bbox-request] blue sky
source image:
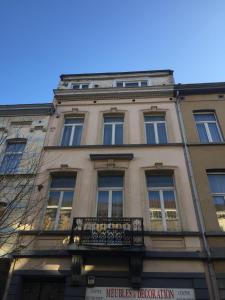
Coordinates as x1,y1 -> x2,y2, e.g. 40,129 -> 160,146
0,0 -> 225,104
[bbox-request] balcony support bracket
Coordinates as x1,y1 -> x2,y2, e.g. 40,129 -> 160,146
129,254 -> 143,289
71,255 -> 84,286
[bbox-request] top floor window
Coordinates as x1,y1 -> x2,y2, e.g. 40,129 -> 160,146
144,115 -> 168,144
103,115 -> 124,145
61,117 -> 84,146
116,81 -> 148,88
207,173 -> 225,231
72,83 -> 90,89
0,141 -> 26,173
194,112 -> 223,143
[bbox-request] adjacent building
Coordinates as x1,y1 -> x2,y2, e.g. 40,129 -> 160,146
176,82 -> 225,300
0,104 -> 54,299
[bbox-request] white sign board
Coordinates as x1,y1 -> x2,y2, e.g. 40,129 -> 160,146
85,287 -> 195,300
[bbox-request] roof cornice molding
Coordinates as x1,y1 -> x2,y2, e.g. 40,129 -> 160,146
54,86 -> 174,101
175,82 -> 225,96
60,69 -> 174,80
0,103 -> 55,116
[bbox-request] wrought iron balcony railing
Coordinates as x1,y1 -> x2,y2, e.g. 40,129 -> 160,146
69,217 -> 144,247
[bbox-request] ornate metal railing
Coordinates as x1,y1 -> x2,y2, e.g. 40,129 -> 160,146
69,217 -> 144,247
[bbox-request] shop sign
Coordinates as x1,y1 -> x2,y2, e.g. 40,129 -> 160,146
85,287 -> 195,300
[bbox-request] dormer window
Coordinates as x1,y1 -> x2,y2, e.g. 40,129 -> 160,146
72,83 -> 90,89
116,81 -> 148,88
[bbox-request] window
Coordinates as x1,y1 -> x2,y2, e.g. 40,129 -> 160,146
72,83 -> 89,89
97,174 -> 123,217
0,141 -> 26,173
116,81 -> 148,88
207,173 -> 225,231
61,117 -> 84,146
146,173 -> 178,231
194,112 -> 223,143
144,115 -> 168,144
43,174 -> 76,230
103,115 -> 124,145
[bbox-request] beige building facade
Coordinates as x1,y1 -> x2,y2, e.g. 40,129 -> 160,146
4,71 -> 211,300
177,83 -> 225,300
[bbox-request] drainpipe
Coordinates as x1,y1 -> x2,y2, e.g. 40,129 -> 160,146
175,90 -> 220,300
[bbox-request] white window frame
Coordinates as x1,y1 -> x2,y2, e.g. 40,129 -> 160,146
71,82 -> 91,89
144,115 -> 168,144
147,177 -> 178,231
61,117 -> 84,146
207,172 -> 225,230
194,112 -> 223,143
96,186 -> 124,218
103,116 -> 124,145
44,184 -> 74,230
115,80 -> 148,88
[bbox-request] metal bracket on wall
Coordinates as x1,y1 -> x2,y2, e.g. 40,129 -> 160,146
129,255 -> 143,289
71,255 -> 84,286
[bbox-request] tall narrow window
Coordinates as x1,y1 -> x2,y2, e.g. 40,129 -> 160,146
207,173 -> 225,231
194,112 -> 223,143
97,174 -> 123,217
0,141 -> 26,173
146,173 -> 178,231
43,174 -> 76,230
61,117 -> 84,146
144,115 -> 168,144
103,115 -> 124,145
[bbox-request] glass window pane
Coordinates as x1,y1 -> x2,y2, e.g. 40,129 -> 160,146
72,125 -> 83,145
163,191 -> 176,209
115,124 -> 123,144
194,113 -> 215,122
72,84 -> 80,89
208,174 -> 225,193
144,115 -> 165,122
61,126 -> 72,146
112,191 -> 123,217
43,208 -> 57,230
208,123 -> 222,142
97,191 -> 109,217
65,118 -> 84,124
51,175 -> 76,188
7,143 -> 25,152
61,191 -> 74,207
147,175 -> 174,188
48,191 -> 60,206
81,84 -> 89,89
196,124 -> 209,142
141,81 -> 148,87
103,124 -> 112,145
0,153 -> 22,173
157,123 -> 167,143
58,209 -> 71,229
116,82 -> 123,88
148,191 -> 161,208
145,123 -> 155,144
104,116 -> 124,123
125,82 -> 139,87
98,175 -> 123,187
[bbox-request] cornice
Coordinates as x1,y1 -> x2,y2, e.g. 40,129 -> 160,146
0,103 -> 54,116
54,86 -> 174,101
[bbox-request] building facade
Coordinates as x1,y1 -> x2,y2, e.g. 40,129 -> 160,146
177,83 -> 225,300
3,71 -> 211,300
0,103 -> 54,299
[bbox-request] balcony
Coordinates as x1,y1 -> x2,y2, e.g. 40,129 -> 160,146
69,217 -> 144,247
